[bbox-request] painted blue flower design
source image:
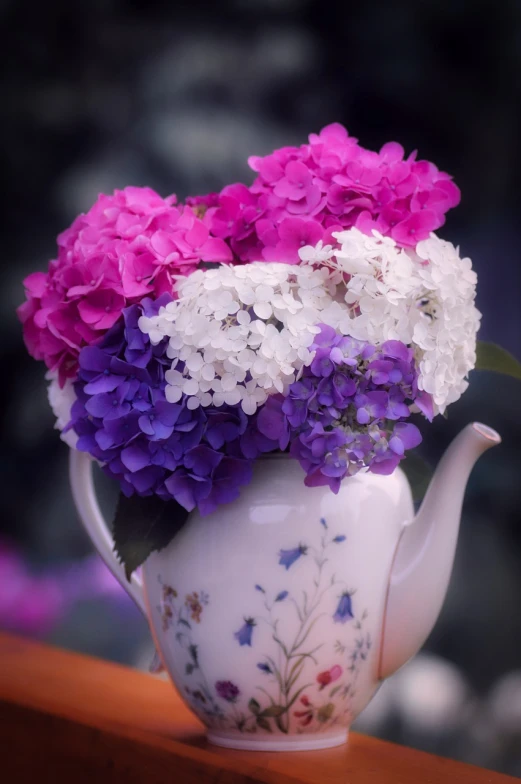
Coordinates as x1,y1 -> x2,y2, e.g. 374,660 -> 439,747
161,516 -> 370,736
234,617 -> 256,646
333,591 -> 354,623
278,544 -> 308,570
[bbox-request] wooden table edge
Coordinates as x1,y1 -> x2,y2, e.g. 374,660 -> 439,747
0,631 -> 515,784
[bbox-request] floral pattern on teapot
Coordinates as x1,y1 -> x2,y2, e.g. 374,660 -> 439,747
157,516 -> 371,735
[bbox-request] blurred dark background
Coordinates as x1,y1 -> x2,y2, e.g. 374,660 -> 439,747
1,0 -> 520,775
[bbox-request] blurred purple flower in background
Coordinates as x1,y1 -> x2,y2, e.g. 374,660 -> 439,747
0,542 -> 64,635
0,539 -> 129,637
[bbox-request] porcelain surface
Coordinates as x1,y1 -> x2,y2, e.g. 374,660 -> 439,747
69,422 -> 500,751
143,457 -> 411,748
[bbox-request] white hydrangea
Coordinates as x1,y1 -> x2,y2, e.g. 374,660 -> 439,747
46,373 -> 78,448
138,230 -> 479,418
138,262 -> 341,415
413,235 -> 480,409
300,227 -> 481,413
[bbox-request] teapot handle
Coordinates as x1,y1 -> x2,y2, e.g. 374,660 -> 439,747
69,448 -> 147,616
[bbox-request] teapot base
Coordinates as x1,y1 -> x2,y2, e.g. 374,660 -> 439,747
207,728 -> 349,752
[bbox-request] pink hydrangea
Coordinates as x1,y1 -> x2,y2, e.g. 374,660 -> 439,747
18,186 -> 232,383
201,123 -> 460,263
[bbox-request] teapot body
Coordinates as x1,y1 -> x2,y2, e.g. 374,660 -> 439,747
69,422 -> 500,751
143,455 -> 412,751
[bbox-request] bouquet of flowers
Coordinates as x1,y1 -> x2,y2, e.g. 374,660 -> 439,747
18,124 -> 520,576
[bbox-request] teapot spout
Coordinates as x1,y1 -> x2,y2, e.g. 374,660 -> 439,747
378,423 -> 501,679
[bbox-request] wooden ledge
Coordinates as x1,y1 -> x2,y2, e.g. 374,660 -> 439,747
0,632 -> 515,783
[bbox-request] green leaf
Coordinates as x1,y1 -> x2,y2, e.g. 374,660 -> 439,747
475,341 -> 521,381
401,450 -> 433,502
317,702 -> 335,723
329,684 -> 342,698
112,493 -> 190,580
275,715 -> 287,734
272,635 -> 290,658
248,698 -> 261,715
286,661 -> 305,694
293,616 -> 322,651
259,704 -> 286,718
256,716 -> 272,732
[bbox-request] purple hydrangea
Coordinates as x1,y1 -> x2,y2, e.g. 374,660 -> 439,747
70,296 -> 283,516
261,324 -> 429,492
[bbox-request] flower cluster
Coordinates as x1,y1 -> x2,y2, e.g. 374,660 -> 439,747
19,124 -> 485,531
275,325 -> 425,490
69,295 -> 283,515
202,123 -> 460,263
139,262 -> 340,415
18,187 -> 231,384
300,227 -> 480,413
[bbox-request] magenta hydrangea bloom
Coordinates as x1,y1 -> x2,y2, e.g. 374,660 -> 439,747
70,296 -> 285,515
17,187 -> 232,385
200,124 -> 459,264
260,325 -> 428,491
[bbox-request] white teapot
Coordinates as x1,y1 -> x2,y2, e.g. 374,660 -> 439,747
70,422 -> 500,751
